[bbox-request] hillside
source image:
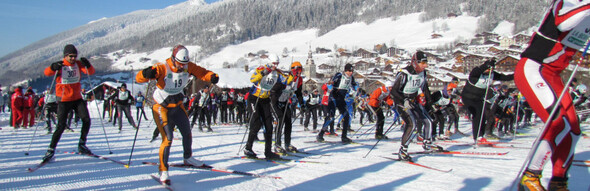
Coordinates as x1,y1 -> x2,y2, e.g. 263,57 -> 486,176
0,0 -> 549,85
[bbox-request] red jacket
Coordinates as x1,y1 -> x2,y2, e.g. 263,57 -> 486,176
321,83 -> 331,106
369,85 -> 394,108
23,92 -> 35,109
11,87 -> 23,110
44,58 -> 95,102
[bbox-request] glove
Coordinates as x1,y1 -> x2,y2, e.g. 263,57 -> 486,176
403,99 -> 414,111
50,61 -> 63,71
210,73 -> 219,84
142,66 -> 157,79
80,57 -> 91,68
484,59 -> 496,68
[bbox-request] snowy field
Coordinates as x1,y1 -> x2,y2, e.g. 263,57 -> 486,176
0,101 -> 589,191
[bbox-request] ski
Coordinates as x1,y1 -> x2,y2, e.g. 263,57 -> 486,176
573,159 -> 590,164
380,156 -> 452,173
60,151 -> 127,166
408,150 -> 509,156
237,156 -> 325,164
27,161 -> 51,172
293,150 -> 332,156
142,162 -> 281,179
304,140 -> 369,146
150,174 -> 173,191
573,163 -> 590,167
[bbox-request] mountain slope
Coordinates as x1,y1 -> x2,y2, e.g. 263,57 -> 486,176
0,0 -> 548,85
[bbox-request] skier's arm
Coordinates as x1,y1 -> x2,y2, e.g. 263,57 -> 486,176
187,63 -> 217,83
468,64 -> 489,84
555,1 -> 590,31
391,72 -> 407,104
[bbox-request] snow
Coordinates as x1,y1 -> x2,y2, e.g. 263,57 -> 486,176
1,104 -> 590,190
492,21 -> 515,37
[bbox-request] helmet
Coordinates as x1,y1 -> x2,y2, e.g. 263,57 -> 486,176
384,81 -> 394,88
268,54 -> 279,65
172,45 -> 190,64
290,61 -> 302,69
577,84 -> 587,94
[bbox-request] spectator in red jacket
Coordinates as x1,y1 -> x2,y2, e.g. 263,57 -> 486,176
22,87 -> 36,127
11,86 -> 24,128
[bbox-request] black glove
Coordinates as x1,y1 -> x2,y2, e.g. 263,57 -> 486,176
142,67 -> 157,79
210,73 -> 219,84
50,61 -> 63,71
484,59 -> 496,68
80,57 -> 91,68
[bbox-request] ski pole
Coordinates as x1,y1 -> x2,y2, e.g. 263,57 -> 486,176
85,66 -> 113,154
512,96 -> 520,140
25,71 -> 59,156
237,95 -> 259,155
363,120 -> 398,158
511,42 -> 590,190
125,111 -> 142,168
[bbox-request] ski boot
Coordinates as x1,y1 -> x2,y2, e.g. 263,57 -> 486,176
286,145 -> 298,152
78,144 -> 93,155
519,170 -> 544,191
244,149 -> 257,158
375,134 -> 389,140
42,148 -> 55,163
184,156 -> 204,167
273,144 -> 287,154
548,177 -> 568,191
316,130 -> 325,142
304,127 -> 310,131
341,137 -> 352,144
422,140 -> 443,151
198,126 -> 204,132
398,146 -> 412,161
159,171 -> 170,185
149,136 -> 158,143
264,151 -> 281,160
206,126 -> 213,132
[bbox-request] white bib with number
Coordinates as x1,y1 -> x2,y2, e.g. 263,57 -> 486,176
60,64 -> 80,85
258,70 -> 279,92
153,64 -> 189,104
401,70 -> 425,94
473,73 -> 493,89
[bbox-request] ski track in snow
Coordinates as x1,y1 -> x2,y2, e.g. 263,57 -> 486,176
0,101 -> 589,191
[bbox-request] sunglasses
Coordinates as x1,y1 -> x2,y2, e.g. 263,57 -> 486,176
291,66 -> 302,70
68,55 -> 77,58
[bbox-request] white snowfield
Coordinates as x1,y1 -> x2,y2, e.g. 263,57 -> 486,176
0,101 -> 589,191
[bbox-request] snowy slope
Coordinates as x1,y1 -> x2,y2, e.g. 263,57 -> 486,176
1,103 -> 589,190
108,12 -> 486,73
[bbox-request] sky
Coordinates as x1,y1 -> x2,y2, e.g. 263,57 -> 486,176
0,0 -> 219,58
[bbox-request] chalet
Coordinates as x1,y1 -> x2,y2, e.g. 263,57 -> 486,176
513,33 -> 532,45
387,47 -> 406,57
462,53 -> 495,73
467,44 -> 494,54
495,55 -> 520,73
499,36 -> 515,49
355,48 -> 378,58
455,42 -> 468,50
431,33 -> 443,39
427,73 -> 451,91
318,63 -> 335,70
374,44 -> 387,54
246,53 -> 257,58
483,40 -> 500,46
337,48 -> 353,57
315,47 -> 332,54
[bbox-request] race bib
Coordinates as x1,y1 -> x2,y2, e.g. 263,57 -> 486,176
61,65 -> 80,84
563,16 -> 590,51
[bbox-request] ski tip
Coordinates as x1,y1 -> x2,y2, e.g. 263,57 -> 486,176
124,165 -> 130,169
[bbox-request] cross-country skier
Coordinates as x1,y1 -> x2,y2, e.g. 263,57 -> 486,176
392,51 -> 442,161
243,54 -> 283,159
460,60 -> 513,141
41,44 -> 96,163
135,91 -> 148,121
316,63 -> 357,143
368,81 -> 394,139
108,83 -> 137,131
513,1 -> 590,190
270,61 -> 304,153
136,45 -> 219,184
303,89 -> 320,131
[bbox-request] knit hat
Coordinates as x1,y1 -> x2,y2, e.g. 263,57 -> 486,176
63,44 -> 78,57
120,83 -> 127,88
344,63 -> 354,71
413,51 -> 427,63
